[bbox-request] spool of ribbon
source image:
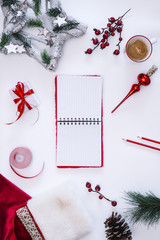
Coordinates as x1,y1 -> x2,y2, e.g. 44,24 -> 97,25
7,82 -> 34,125
9,147 -> 44,179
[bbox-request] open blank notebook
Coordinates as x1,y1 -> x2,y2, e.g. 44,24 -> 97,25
55,75 -> 103,167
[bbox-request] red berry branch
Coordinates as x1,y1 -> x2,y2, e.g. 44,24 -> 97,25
86,182 -> 117,207
85,9 -> 131,55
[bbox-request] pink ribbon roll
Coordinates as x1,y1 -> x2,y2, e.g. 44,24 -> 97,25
9,147 -> 44,179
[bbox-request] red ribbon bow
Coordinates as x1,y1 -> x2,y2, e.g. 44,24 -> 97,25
7,82 -> 34,124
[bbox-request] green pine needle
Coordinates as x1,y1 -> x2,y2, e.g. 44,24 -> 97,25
27,19 -> 43,28
2,0 -> 17,7
124,191 -> 160,226
53,20 -> 79,33
47,8 -> 61,17
33,0 -> 41,16
12,33 -> 31,48
0,33 -> 10,50
41,50 -> 51,65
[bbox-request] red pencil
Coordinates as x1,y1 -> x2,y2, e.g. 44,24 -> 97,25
122,138 -> 160,151
137,136 -> 160,145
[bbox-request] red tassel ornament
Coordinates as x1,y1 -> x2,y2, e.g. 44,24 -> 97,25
111,65 -> 158,113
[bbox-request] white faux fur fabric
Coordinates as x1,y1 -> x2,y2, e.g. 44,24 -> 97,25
27,184 -> 92,240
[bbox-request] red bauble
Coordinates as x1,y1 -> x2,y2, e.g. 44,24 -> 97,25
101,39 -> 105,42
88,188 -> 92,192
138,73 -> 150,86
109,17 -> 115,23
100,43 -> 106,49
85,48 -> 92,54
111,32 -> 115,36
113,49 -> 120,55
104,30 -> 108,34
86,182 -> 91,188
106,42 -> 109,46
112,201 -> 117,206
107,23 -> 111,27
95,185 -> 101,191
119,37 -> 123,41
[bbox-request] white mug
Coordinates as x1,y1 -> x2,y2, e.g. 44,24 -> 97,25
125,35 -> 157,62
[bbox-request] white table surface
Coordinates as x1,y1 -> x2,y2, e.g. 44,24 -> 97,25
1,0 -> 160,239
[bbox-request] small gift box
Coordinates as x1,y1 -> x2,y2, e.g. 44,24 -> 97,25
8,81 -> 39,124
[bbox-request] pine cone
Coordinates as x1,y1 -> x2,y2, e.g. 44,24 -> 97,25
104,212 -> 132,240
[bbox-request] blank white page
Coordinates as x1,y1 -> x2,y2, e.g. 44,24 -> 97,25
56,75 -> 103,167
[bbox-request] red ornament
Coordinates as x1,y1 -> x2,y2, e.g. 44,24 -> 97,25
88,188 -> 92,192
119,37 -> 123,41
103,34 -> 108,39
101,39 -> 105,42
111,32 -> 115,36
106,42 -> 109,46
111,66 -> 158,113
104,30 -> 108,34
107,23 -> 111,27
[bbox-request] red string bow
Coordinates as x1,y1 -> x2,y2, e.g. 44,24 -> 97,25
7,82 -> 34,124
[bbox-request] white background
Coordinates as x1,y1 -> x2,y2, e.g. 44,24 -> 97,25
0,0 -> 160,239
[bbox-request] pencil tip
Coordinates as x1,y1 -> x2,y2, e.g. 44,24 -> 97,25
122,138 -> 126,141
137,136 -> 142,139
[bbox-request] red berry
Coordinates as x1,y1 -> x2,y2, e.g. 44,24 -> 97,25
111,32 -> 115,36
109,17 -> 115,23
107,23 -> 111,27
103,34 -> 108,39
117,20 -> 122,25
117,27 -> 122,33
111,201 -> 117,206
119,37 -> 123,41
113,49 -> 120,55
88,188 -> 92,192
100,43 -> 106,49
106,42 -> 109,46
95,185 -> 101,191
99,195 -> 103,200
109,26 -> 114,32
95,30 -> 101,35
104,30 -> 108,34
101,39 -> 105,42
85,48 -> 92,54
93,38 -> 99,45
86,182 -> 91,188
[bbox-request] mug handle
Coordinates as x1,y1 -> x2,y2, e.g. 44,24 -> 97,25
150,38 -> 157,45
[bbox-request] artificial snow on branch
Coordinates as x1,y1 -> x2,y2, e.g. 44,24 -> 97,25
0,0 -> 87,71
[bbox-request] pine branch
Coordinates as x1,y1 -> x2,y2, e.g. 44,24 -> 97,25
12,33 -> 31,48
32,0 -> 41,16
2,0 -> 17,7
47,7 -> 61,17
41,49 -> 51,65
0,33 -> 10,50
27,19 -> 43,28
53,20 -> 79,33
124,191 -> 160,226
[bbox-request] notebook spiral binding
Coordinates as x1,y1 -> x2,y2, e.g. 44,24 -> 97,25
58,118 -> 101,125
